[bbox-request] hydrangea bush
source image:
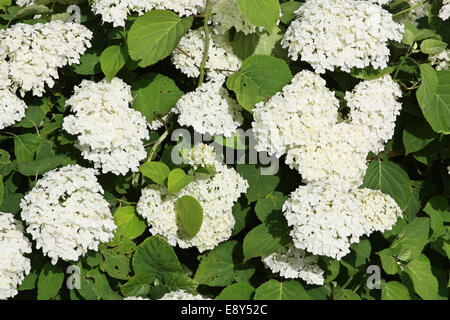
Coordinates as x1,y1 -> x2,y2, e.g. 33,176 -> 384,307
0,0 -> 449,301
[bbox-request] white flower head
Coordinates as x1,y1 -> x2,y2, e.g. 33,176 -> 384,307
439,0 -> 450,20
0,21 -> 92,97
0,213 -> 32,300
137,144 -> 248,252
263,244 -> 325,285
355,188 -> 403,233
345,75 -> 403,154
283,183 -> 370,260
0,88 -> 27,130
172,28 -> 241,82
160,289 -> 210,300
209,0 -> 259,35
92,0 -> 206,27
282,0 -> 403,73
252,70 -> 339,158
63,78 -> 150,176
430,50 -> 450,71
174,79 -> 243,137
20,165 -> 116,264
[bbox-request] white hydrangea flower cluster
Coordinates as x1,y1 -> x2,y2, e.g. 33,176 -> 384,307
63,78 -> 149,176
0,87 -> 28,130
123,296 -> 150,300
92,0 -> 206,27
172,28 -> 241,82
430,49 -> 450,71
282,0 -> 404,73
159,290 -> 210,300
355,188 -> 402,233
284,184 -> 370,260
0,21 -> 92,97
173,79 -> 243,137
405,0 -> 430,24
137,144 -> 248,252
209,0 -> 259,35
285,122 -> 371,188
345,74 -> 403,154
20,165 -> 116,265
0,213 -> 32,300
253,71 -> 402,188
440,0 -> 450,20
262,244 -> 324,285
252,70 -> 340,158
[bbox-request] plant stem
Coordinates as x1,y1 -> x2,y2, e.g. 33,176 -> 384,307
198,0 -> 211,87
147,129 -> 169,161
393,0 -> 428,17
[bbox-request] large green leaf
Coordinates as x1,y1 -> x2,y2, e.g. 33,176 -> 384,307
362,160 -> 411,211
402,116 -> 437,154
390,217 -> 430,262
237,164 -> 280,203
113,206 -> 146,240
254,279 -> 310,300
120,273 -> 155,298
194,241 -> 246,287
37,263 -> 65,300
405,254 -> 439,300
381,281 -> 411,300
14,134 -> 41,163
168,169 -> 193,195
174,195 -> 203,238
18,156 -> 68,176
243,216 -> 291,262
236,0 -> 280,32
132,73 -> 183,123
128,10 -> 193,67
417,66 -> 450,134
100,45 -> 128,81
216,283 -> 254,300
227,55 -> 292,111
132,236 -> 182,277
139,161 -> 171,186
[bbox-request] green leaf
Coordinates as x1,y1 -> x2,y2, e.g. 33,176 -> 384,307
402,20 -> 436,45
216,283 -> 254,300
100,45 -> 128,81
333,288 -> 361,300
255,191 -> 287,222
77,267 -> 122,300
14,134 -> 41,163
139,161 -> 170,186
362,160 -> 411,211
168,168 -> 193,195
405,254 -> 439,300
237,164 -> 280,203
243,216 -> 291,262
231,202 -> 251,237
174,195 -> 203,238
423,196 -> 448,235
236,0 -> 280,32
132,236 -> 182,277
14,4 -> 50,20
113,206 -> 146,240
420,39 -> 447,55
403,116 -> 437,154
100,237 -> 136,280
0,176 -> 3,207
381,281 -> 411,300
390,217 -> 430,262
254,279 -> 310,300
160,272 -> 198,293
132,73 -> 184,122
120,273 -> 155,298
37,263 -> 64,300
323,258 -> 340,283
417,67 -> 450,134
377,248 -> 398,275
194,241 -> 240,287
128,10 -> 193,67
13,106 -> 45,129
350,66 -> 395,80
18,155 -> 68,176
72,52 -> 101,75
227,55 -> 292,111
280,1 -> 302,24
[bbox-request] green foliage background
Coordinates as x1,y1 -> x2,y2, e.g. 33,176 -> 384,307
0,0 -> 449,300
